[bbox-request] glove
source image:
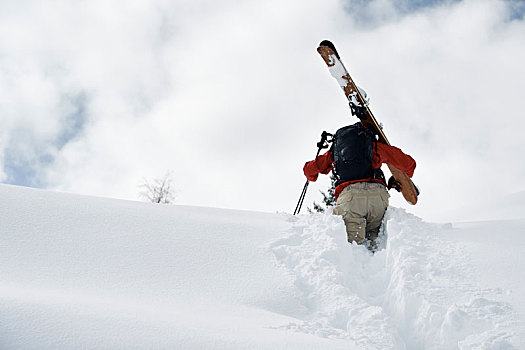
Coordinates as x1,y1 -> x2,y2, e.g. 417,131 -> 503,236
387,176 -> 402,192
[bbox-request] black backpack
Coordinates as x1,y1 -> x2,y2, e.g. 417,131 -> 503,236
332,123 -> 376,186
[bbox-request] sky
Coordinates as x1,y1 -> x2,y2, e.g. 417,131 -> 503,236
1,0 -> 525,221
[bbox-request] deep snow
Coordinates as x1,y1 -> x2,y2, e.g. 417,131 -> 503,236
0,184 -> 523,349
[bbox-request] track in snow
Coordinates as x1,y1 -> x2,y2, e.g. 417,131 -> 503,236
270,208 -> 518,349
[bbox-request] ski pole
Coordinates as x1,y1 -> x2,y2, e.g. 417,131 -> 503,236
293,180 -> 309,215
293,131 -> 333,215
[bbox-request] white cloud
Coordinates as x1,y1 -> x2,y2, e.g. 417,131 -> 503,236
1,0 -> 524,221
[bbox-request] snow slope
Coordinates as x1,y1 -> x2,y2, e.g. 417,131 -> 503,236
0,184 -> 523,349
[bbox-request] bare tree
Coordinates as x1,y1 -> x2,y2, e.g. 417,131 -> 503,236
139,172 -> 176,204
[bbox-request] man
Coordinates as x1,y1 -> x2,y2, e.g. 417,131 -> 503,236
303,121 -> 416,250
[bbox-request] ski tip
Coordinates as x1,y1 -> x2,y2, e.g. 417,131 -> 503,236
318,40 -> 339,59
412,180 -> 421,196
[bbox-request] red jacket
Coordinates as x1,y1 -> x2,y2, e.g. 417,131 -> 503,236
303,142 -> 416,199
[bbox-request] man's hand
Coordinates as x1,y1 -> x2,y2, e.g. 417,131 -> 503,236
387,176 -> 402,192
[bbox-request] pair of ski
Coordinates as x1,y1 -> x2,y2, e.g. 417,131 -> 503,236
316,40 -> 418,205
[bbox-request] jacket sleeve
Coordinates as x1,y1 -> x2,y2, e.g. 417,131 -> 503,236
375,143 -> 416,178
303,151 -> 333,182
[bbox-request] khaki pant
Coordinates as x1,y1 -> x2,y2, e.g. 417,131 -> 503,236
333,182 -> 389,244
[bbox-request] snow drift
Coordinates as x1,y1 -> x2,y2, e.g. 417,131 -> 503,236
0,184 -> 522,349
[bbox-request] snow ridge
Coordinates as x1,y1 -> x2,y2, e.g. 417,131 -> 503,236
270,208 -> 518,349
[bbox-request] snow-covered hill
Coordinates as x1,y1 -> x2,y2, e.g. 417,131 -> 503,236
0,184 -> 523,349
